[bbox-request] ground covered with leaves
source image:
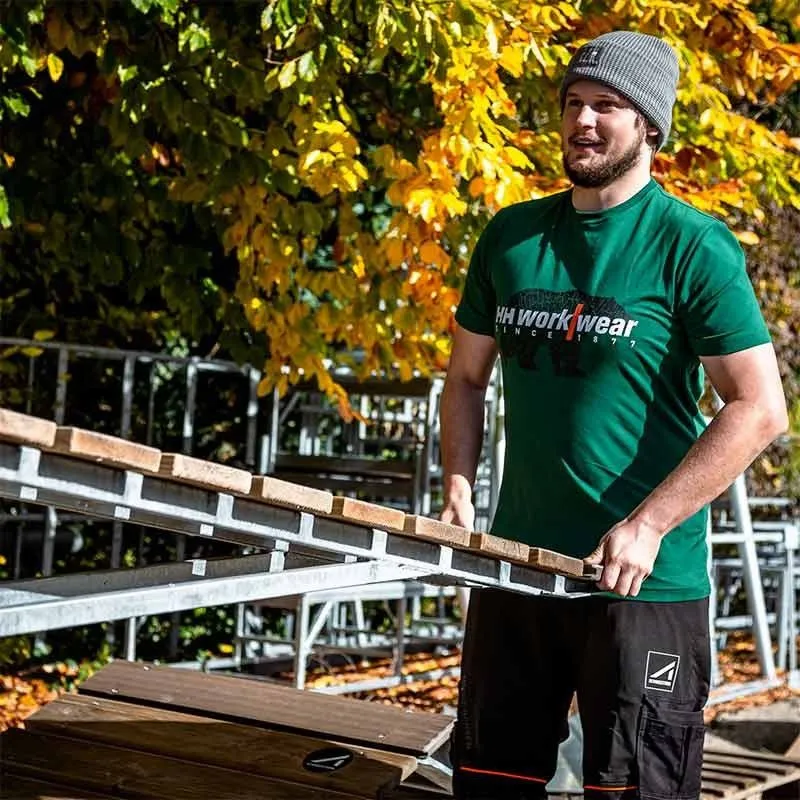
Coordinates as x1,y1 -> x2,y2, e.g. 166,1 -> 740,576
2,633 -> 798,734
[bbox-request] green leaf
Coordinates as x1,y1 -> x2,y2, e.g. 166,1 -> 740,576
261,1 -> 277,30
0,185 -> 10,228
278,59 -> 297,89
4,95 -> 30,117
20,52 -> 37,77
297,50 -> 317,82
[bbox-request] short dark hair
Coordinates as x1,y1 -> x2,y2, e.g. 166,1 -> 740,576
634,110 -> 660,150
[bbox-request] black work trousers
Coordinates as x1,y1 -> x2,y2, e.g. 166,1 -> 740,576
450,589 -> 710,800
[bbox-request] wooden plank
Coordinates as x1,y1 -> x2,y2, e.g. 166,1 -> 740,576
468,532 -> 530,564
704,750 -> 800,770
159,453 -> 252,494
700,750 -> 800,800
1,728 -> 364,800
402,516 -> 471,547
53,427 -> 161,472
702,769 -> 758,788
701,778 -> 736,794
0,410 -> 57,448
329,496 -> 406,531
250,475 -> 334,514
528,546 -> 596,579
78,660 -> 453,757
703,763 -> 774,781
0,775 -> 117,800
25,693 -> 413,797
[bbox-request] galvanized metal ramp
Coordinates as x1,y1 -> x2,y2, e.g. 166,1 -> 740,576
0,410 -> 601,639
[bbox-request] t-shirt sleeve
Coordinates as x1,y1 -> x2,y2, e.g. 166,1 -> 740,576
676,221 -> 771,357
454,217 -> 498,337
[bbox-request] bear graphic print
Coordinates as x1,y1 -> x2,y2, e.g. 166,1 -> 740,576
495,288 -> 639,377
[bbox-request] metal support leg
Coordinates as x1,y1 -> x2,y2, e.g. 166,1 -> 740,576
393,595 -> 407,681
354,599 -> 367,649
729,473 -> 777,681
124,618 -> 137,661
234,603 -> 246,667
787,538 -> 799,689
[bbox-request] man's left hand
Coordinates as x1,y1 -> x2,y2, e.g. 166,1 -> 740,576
584,518 -> 664,597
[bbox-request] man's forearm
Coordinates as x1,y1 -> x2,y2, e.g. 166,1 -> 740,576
440,376 -> 488,505
629,399 -> 788,536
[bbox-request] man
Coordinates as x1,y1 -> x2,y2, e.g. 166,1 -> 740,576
440,30 -> 788,800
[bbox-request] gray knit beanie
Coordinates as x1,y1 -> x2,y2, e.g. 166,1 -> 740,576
560,31 -> 679,150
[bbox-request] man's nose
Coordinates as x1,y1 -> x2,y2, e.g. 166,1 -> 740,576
575,104 -> 597,127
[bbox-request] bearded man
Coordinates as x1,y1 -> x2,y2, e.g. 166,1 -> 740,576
440,30 -> 788,800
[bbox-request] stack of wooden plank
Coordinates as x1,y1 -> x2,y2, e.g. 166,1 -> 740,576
0,408 -> 599,581
0,660 -> 453,799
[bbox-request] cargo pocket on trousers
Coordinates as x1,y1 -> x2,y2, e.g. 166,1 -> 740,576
636,700 -> 705,800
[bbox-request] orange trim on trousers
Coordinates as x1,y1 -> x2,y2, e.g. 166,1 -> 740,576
459,766 -> 548,784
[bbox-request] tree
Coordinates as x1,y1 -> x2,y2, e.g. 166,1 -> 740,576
1,0 -> 799,418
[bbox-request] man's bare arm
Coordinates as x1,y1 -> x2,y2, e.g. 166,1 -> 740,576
631,342 -> 788,533
588,342 -> 788,597
439,324 -> 498,528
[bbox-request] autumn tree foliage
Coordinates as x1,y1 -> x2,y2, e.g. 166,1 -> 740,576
0,0 -> 799,416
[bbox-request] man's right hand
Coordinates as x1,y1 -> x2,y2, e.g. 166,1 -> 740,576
440,497 -> 476,531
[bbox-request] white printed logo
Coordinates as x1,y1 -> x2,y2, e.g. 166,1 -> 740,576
645,651 -> 680,693
576,46 -> 601,68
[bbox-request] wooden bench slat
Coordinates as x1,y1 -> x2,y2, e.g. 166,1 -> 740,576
25,693 -> 413,797
53,427 -> 161,472
469,532 -> 530,564
0,775 -> 117,800
78,661 -> 452,757
329,497 -> 406,531
704,750 -> 800,769
0,410 -> 57,448
250,475 -> 334,514
2,728 -> 363,800
702,769 -> 758,788
159,453 -> 252,495
402,516 -> 471,547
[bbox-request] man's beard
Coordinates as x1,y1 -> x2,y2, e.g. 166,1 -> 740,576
562,126 -> 645,189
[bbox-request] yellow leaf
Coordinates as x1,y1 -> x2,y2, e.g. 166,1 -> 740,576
734,230 -> 760,245
33,330 -> 56,341
47,53 -> 64,82
498,46 -> 523,77
486,21 -> 499,58
218,643 -> 234,654
301,150 -> 325,170
503,146 -> 530,168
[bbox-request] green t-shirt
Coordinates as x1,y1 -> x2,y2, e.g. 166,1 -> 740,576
455,179 -> 771,602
